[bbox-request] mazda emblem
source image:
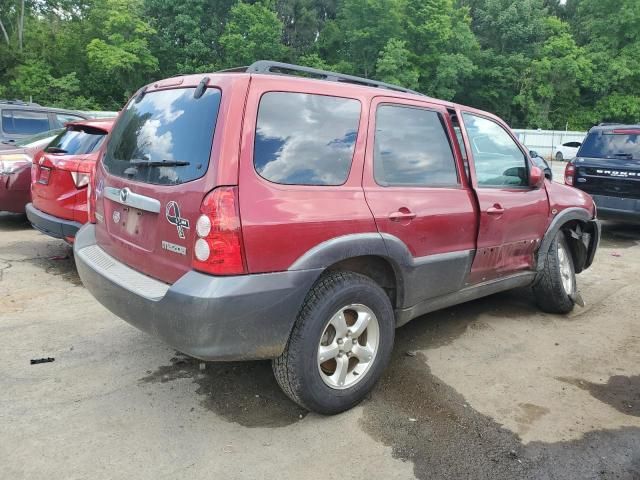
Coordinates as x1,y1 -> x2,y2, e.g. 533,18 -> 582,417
120,187 -> 130,203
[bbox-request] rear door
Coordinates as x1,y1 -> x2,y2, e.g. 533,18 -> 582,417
363,97 -> 477,304
459,110 -> 549,284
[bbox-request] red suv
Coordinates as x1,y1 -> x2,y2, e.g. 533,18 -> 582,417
74,62 -> 600,414
27,119 -> 113,242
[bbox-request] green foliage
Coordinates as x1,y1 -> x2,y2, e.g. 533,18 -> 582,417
376,39 -> 419,90
0,0 -> 638,128
219,1 -> 289,68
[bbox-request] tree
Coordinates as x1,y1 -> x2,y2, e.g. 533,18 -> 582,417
85,0 -> 159,107
514,18 -> 592,128
219,1 -> 288,68
375,39 -> 419,90
318,0 -> 403,77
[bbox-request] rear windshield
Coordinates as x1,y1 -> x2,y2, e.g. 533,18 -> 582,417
45,126 -> 106,155
579,130 -> 640,160
103,87 -> 221,185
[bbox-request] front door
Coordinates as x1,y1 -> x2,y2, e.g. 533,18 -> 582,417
363,97 -> 477,306
459,111 -> 550,284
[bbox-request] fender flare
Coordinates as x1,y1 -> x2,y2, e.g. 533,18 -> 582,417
536,207 -> 594,272
288,233 -> 411,305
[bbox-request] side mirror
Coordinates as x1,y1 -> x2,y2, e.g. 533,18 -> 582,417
529,150 -> 539,158
530,166 -> 545,188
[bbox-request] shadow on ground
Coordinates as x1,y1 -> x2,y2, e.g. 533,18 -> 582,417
600,221 -> 640,249
0,212 -> 30,231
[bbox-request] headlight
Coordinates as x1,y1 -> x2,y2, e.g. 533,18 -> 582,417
0,153 -> 31,174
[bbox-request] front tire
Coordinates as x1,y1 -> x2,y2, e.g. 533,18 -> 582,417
555,151 -> 564,161
273,271 -> 395,414
533,231 -> 576,313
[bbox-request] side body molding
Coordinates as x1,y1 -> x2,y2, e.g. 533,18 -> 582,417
288,233 -> 474,311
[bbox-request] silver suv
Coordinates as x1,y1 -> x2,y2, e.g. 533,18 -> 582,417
0,100 -> 88,146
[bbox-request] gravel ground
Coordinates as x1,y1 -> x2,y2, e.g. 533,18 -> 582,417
1,212 -> 639,480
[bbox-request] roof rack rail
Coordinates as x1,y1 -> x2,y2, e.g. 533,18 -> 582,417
243,60 -> 424,96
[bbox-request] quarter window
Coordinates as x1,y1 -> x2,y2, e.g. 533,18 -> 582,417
462,113 -> 528,187
254,92 -> 361,186
1,110 -> 50,135
374,105 -> 458,187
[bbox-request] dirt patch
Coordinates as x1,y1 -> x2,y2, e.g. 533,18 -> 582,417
140,354 -> 307,428
558,375 -> 640,417
360,293 -> 640,479
26,252 -> 82,286
361,350 -> 640,479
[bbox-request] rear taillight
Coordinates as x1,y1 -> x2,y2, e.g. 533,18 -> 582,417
192,187 -> 246,275
564,162 -> 575,186
87,165 -> 98,224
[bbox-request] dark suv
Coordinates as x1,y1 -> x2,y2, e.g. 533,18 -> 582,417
565,124 -> 640,221
74,61 -> 600,414
0,100 -> 88,145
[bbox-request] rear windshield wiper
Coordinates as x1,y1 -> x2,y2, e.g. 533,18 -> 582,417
129,159 -> 191,167
612,153 -> 633,159
44,146 -> 68,153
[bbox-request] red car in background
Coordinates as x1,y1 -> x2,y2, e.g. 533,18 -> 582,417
26,119 -> 113,242
0,129 -> 63,213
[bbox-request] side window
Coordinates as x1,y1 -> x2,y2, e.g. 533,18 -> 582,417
462,113 -> 528,187
254,92 -> 360,186
2,109 -> 50,135
54,113 -> 85,128
374,105 -> 458,187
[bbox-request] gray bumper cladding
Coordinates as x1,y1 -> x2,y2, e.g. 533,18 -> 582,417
73,224 -> 322,361
26,203 -> 82,239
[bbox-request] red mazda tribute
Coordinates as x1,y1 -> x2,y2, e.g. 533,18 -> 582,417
74,61 -> 600,414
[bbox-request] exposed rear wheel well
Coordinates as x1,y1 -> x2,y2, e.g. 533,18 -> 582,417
325,256 -> 398,307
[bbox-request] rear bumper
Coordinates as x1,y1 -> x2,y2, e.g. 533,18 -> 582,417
26,203 -> 82,239
74,224 -> 322,361
592,194 -> 640,222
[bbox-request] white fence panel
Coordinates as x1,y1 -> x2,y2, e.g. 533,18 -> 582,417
513,129 -> 587,160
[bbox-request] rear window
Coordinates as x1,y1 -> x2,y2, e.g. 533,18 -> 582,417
103,87 -> 221,185
579,130 -> 640,160
254,92 -> 360,185
2,109 -> 50,135
45,125 -> 106,155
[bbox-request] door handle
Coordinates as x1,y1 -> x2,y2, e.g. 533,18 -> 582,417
389,209 -> 417,222
486,204 -> 505,215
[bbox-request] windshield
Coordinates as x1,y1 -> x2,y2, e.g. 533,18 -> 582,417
9,129 -> 64,147
103,87 -> 221,185
46,125 -> 107,155
578,130 -> 640,160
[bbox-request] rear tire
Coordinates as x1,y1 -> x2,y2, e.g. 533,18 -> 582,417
533,231 -> 576,314
555,151 -> 564,161
273,271 -> 395,414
